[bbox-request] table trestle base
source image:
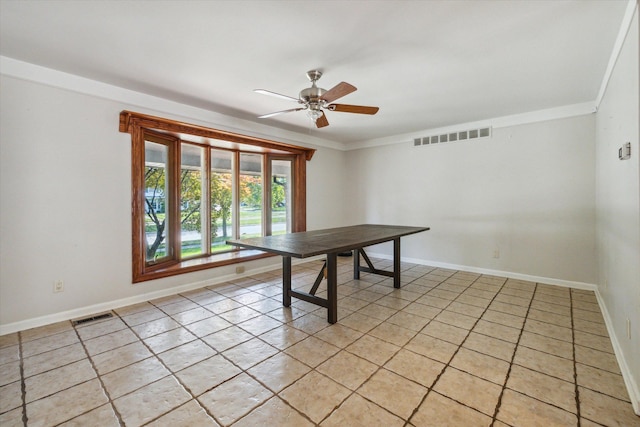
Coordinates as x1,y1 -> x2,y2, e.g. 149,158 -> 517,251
230,225 -> 429,324
353,238 -> 402,288
309,260 -> 327,296
283,254 -> 338,323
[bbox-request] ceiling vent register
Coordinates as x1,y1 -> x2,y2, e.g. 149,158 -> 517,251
413,127 -> 492,147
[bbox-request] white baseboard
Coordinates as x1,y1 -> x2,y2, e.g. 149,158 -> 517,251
594,289 -> 640,415
373,253 -> 598,291
0,256 -> 329,336
0,253 -> 596,336
0,262 -> 283,336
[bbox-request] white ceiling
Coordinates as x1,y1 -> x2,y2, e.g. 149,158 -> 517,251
0,0 -> 629,144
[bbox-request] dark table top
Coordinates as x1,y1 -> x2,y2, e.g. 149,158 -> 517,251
226,224 -> 430,258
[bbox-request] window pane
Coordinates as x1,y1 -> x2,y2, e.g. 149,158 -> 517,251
271,159 -> 292,235
180,143 -> 204,258
144,140 -> 170,263
239,153 -> 263,238
211,149 -> 233,252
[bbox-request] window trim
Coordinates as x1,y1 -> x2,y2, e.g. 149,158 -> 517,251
120,110 -> 315,283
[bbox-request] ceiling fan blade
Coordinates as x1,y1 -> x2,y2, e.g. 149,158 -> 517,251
321,82 -> 357,103
327,104 -> 379,115
254,89 -> 300,103
315,112 -> 329,128
258,107 -> 305,119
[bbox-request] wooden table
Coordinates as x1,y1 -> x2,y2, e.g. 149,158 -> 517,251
227,224 -> 430,323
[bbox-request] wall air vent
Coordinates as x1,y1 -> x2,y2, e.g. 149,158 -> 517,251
413,127 -> 492,147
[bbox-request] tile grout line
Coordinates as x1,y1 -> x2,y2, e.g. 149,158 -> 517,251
116,300 -> 233,424
129,299 -> 234,426
401,270 -> 467,427
152,283 -> 318,426
489,282 -> 538,427
433,275 -> 510,425
286,265 -> 439,426
311,265 -> 444,426
571,289 -> 582,426
280,296 -> 367,426
404,272 -> 508,426
71,322 -> 126,426
400,269 -> 465,425
195,295 -> 319,427
18,331 -> 27,427
256,266 -> 371,426
260,263 -> 438,425
18,323 -> 105,424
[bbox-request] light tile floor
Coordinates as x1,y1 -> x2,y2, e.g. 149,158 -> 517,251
1,257 -> 638,426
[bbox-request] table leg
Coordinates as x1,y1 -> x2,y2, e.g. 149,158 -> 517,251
393,238 -> 401,288
353,248 -> 360,280
327,253 -> 338,324
283,256 -> 292,307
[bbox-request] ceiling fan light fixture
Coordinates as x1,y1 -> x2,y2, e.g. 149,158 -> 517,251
306,109 -> 324,122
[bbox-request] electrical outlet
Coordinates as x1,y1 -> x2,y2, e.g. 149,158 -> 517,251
235,266 -> 245,274
493,249 -> 500,259
53,280 -> 64,293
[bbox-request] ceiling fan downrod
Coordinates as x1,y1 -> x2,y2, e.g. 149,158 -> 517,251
299,70 -> 327,110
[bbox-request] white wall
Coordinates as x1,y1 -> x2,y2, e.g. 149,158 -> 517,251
0,73 -> 344,331
595,6 -> 640,412
306,144 -> 348,230
1,11 -> 638,408
344,115 -> 597,285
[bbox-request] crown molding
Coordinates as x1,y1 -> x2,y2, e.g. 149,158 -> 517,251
0,55 -> 345,152
595,0 -> 638,109
347,101 -> 597,151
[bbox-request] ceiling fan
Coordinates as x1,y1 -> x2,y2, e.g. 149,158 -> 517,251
254,70 -> 379,128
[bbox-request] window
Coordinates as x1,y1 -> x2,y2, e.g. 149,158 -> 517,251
144,134 -> 173,264
210,149 -> 233,253
239,153 -> 263,239
120,111 -> 315,282
270,158 -> 293,236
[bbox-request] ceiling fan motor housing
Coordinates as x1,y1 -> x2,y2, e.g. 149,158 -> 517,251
299,86 -> 326,107
300,69 -> 326,108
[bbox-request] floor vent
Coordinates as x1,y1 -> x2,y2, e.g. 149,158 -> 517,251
72,312 -> 113,326
414,126 -> 491,147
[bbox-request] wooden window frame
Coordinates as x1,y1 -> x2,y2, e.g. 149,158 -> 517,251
120,110 -> 315,283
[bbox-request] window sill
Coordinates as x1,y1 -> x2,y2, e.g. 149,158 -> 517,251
133,250 -> 275,283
